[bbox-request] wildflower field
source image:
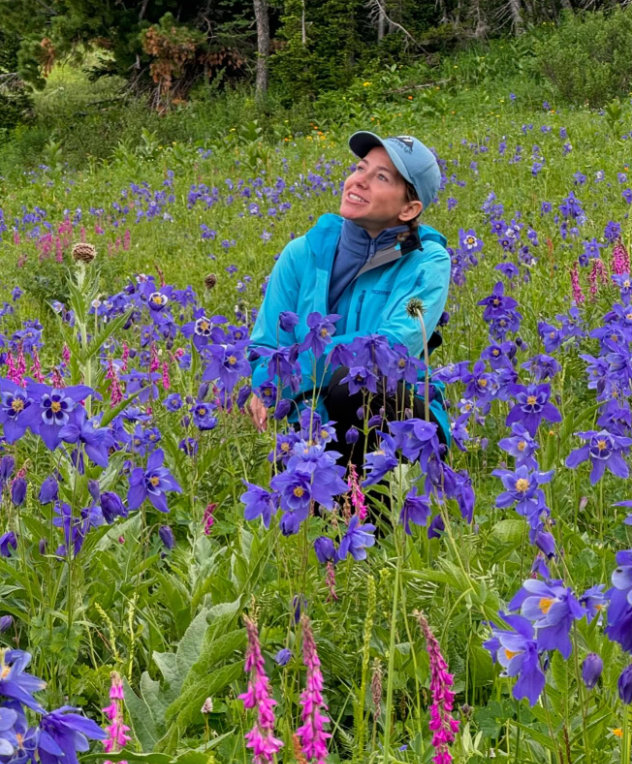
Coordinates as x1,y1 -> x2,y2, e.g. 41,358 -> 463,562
3,85 -> 632,764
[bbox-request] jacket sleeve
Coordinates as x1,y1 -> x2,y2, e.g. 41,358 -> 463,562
249,239 -> 304,390
328,244 -> 451,357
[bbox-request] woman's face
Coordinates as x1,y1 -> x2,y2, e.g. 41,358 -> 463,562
339,146 -> 422,235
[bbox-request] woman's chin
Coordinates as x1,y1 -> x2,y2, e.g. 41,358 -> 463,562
339,203 -> 367,221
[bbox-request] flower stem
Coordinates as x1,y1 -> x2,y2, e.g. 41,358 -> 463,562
382,529 -> 402,760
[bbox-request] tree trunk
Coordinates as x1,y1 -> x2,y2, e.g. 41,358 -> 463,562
378,6 -> 385,40
253,0 -> 270,102
559,0 -> 573,11
509,0 -> 524,34
301,0 -> 307,44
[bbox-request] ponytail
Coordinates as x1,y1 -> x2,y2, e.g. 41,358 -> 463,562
397,182 -> 422,243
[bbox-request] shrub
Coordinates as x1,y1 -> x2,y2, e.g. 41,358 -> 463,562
535,7 -> 632,108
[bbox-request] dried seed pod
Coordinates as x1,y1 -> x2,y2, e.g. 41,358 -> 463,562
204,273 -> 217,290
71,242 -> 97,263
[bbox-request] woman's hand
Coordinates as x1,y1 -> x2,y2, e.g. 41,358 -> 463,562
248,394 -> 268,432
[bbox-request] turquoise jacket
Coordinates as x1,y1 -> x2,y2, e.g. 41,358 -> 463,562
249,213 -> 452,440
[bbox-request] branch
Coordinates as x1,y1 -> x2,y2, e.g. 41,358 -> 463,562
365,0 -> 425,50
385,78 -> 448,94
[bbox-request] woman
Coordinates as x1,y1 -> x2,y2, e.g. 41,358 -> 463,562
248,131 -> 451,467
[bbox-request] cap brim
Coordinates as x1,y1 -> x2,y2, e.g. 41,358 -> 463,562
348,131 -> 414,187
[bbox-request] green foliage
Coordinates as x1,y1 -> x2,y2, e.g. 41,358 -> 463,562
535,7 -> 632,108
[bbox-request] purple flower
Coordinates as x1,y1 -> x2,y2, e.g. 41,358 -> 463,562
477,281 -> 518,322
275,648 -> 292,666
100,491 -> 127,523
314,536 -> 336,564
279,311 -> 300,332
581,653 -> 603,689
498,424 -> 540,469
298,312 -> 341,359
0,649 -> 46,713
0,532 -> 17,558
59,409 -> 115,468
0,382 -> 35,443
159,525 -> 175,550
127,449 -> 182,513
399,486 -> 431,535
38,706 -> 107,764
190,401 -> 218,431
21,384 -> 97,451
565,429 -> 632,484
492,464 -> 553,521
163,393 -> 183,412
203,342 -> 250,393
483,614 -> 544,706
340,366 -> 379,395
362,433 -> 398,486
521,354 -> 561,382
0,456 -> 14,484
240,482 -> 279,529
338,516 -> 376,561
11,478 -> 26,507
510,579 -> 585,659
506,383 -> 561,436
619,666 -> 632,703
389,419 -> 440,467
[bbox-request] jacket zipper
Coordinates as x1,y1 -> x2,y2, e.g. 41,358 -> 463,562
355,290 -> 367,331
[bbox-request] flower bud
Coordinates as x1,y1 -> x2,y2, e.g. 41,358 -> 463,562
88,479 -> 101,503
72,242 -> 97,263
0,456 -> 14,484
39,476 -> 59,505
367,414 -> 382,428
11,477 -> 26,507
39,538 -> 48,554
273,399 -> 292,421
274,648 -> 292,666
159,525 -> 175,551
345,426 -> 359,445
200,697 -> 214,714
314,536 -> 336,564
0,615 -> 13,633
581,653 -> 603,689
619,664 -> 632,704
100,492 -> 126,523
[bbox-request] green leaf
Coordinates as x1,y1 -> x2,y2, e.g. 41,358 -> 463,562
491,518 -> 526,545
175,607 -> 211,680
153,651 -> 179,688
122,677 -> 159,752
89,752 -> 172,764
78,310 -> 133,363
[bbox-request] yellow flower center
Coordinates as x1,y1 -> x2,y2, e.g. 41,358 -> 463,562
51,401 -> 62,413
492,349 -> 499,356
149,476 -> 160,487
281,442 -> 290,452
504,648 -> 521,660
626,314 -> 632,321
398,359 -> 405,368
152,295 -> 162,304
526,395 -> 537,406
0,665 -> 9,679
625,281 -> 630,288
228,355 -> 237,365
320,328 -> 329,338
612,335 -> 619,342
493,298 -> 500,306
517,440 -> 526,452
515,478 -> 529,492
539,597 -> 556,614
293,486 -> 305,497
549,332 -> 556,338
198,408 -> 206,416
11,399 -> 24,412
320,429 -> 328,439
479,378 -> 488,387
613,728 -> 624,739
199,320 -> 210,331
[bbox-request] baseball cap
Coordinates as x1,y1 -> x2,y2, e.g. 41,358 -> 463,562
348,131 -> 441,211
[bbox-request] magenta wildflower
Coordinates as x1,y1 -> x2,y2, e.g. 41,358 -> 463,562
347,464 -> 368,520
161,361 -> 171,391
417,613 -> 459,764
239,616 -> 283,764
570,262 -> 585,304
105,361 -> 124,407
296,615 -> 331,764
31,349 -> 46,383
203,502 -> 217,535
102,671 -> 131,764
325,561 -> 338,602
613,237 -> 631,275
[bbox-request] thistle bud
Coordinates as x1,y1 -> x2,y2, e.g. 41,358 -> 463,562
204,273 -> 217,290
71,242 -> 97,264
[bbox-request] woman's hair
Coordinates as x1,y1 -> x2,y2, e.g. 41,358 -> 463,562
397,181 -> 421,242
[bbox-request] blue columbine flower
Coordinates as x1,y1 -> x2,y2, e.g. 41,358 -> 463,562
38,706 -> 107,764
483,613 -> 545,707
59,409 -> 115,468
163,393 -> 183,412
362,433 -> 399,486
0,382 -> 35,443
338,516 -> 376,561
274,648 -> 292,666
298,312 -> 342,359
190,400 -> 218,431
492,464 -> 553,523
510,579 -> 585,659
0,649 -> 47,713
314,536 -> 336,564
605,550 -> 632,652
127,449 -> 182,513
240,482 -> 279,529
21,384 -> 97,451
506,382 -> 561,436
389,419 -> 440,468
566,428 -> 632,484
0,532 -> 17,558
203,342 -> 250,393
498,424 -> 540,470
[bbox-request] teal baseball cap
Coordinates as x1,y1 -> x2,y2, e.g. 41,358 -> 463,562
348,131 -> 441,211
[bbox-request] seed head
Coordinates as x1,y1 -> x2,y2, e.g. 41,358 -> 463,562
71,242 -> 97,264
200,697 -> 214,714
406,297 -> 425,319
204,273 -> 217,290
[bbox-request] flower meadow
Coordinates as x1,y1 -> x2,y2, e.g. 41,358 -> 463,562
4,93 -> 632,764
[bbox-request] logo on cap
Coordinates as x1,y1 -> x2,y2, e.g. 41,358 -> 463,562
389,136 -> 415,153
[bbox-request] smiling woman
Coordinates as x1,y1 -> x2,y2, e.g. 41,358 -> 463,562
248,131 -> 452,469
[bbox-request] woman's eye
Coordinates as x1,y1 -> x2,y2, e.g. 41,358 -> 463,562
378,174 -> 388,181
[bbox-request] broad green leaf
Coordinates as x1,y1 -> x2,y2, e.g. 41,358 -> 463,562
122,677 -> 159,752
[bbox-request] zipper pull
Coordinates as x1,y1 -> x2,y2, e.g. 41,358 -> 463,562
369,238 -> 376,258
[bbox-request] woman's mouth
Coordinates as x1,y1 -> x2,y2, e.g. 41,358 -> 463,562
346,192 -> 368,204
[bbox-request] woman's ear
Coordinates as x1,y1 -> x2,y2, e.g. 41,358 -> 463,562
399,200 -> 423,223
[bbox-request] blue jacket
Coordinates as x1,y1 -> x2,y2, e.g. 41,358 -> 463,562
249,213 -> 452,440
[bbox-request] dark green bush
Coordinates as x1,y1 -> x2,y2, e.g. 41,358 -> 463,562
535,7 -> 632,108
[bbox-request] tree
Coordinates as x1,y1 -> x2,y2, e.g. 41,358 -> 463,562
253,0 -> 270,101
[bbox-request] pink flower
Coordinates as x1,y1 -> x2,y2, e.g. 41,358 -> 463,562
30,349 -> 46,383
102,671 -> 131,758
239,616 -> 283,764
570,262 -> 585,304
613,237 -> 631,275
417,613 -> 459,763
121,342 -> 130,373
203,503 -> 217,535
296,615 -> 331,764
161,361 -> 170,391
347,464 -> 367,520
